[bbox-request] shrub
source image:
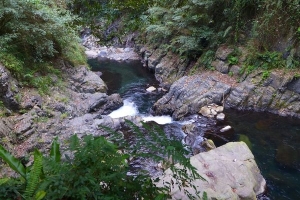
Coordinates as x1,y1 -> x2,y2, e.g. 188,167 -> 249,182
0,121 -> 205,200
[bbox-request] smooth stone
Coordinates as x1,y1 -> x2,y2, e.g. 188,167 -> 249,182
199,106 -> 211,117
215,106 -> 224,113
220,125 -> 232,132
216,113 -> 225,120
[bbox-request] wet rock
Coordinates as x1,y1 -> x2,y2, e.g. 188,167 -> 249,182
147,49 -> 167,71
87,93 -> 108,112
215,106 -> 224,113
0,65 -> 9,94
182,124 -> 195,134
155,142 -> 266,200
100,93 -> 123,115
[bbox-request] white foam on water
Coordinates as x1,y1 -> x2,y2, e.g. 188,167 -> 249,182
142,115 -> 173,125
108,99 -> 138,118
108,99 -> 173,125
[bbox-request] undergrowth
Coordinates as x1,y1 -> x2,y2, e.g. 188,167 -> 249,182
0,120 -> 207,200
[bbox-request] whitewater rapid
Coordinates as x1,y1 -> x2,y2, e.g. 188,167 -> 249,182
108,99 -> 173,125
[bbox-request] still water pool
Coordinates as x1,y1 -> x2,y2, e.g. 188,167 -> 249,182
226,110 -> 300,200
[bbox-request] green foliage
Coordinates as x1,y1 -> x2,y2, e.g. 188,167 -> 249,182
228,56 -> 239,65
245,51 -> 287,71
50,137 -> 61,163
24,150 -> 44,199
262,70 -> 270,81
0,144 -> 26,179
0,0 -> 86,91
202,191 -> 208,200
0,121 -> 205,199
0,145 -> 46,199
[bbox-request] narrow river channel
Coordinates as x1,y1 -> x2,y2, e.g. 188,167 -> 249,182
88,58 -> 300,200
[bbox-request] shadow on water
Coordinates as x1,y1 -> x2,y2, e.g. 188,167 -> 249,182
225,109 -> 300,200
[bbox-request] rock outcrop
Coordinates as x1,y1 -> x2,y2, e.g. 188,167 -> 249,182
139,47 -> 189,86
0,64 -> 20,110
147,45 -> 300,119
152,73 -> 231,120
156,142 -> 266,200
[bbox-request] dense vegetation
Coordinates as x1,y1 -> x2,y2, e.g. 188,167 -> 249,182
0,122 -> 205,200
0,0 -> 86,93
77,0 -> 300,69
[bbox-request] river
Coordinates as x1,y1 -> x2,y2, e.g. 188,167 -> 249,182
88,58 -> 300,200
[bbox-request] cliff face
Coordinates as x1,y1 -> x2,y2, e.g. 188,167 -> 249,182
139,45 -> 300,119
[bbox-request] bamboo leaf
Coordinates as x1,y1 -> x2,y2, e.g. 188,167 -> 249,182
0,144 -> 26,179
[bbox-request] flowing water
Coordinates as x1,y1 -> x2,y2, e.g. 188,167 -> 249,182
89,58 -> 300,200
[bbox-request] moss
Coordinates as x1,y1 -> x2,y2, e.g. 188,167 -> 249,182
63,41 -> 87,66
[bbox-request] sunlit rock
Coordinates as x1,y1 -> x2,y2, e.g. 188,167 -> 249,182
155,142 -> 266,200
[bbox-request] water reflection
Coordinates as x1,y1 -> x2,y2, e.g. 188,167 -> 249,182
225,109 -> 300,200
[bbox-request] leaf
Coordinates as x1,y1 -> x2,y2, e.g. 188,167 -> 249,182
24,149 -> 43,199
0,144 -> 26,179
223,26 -> 232,38
202,191 -> 208,200
50,137 -> 61,162
35,190 -> 46,200
0,178 -> 9,185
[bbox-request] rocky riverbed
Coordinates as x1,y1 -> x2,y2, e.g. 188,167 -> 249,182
0,38 -> 269,199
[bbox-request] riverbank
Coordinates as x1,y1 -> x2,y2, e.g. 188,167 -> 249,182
139,45 -> 300,120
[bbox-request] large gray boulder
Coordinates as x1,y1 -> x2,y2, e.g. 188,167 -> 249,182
156,142 -> 266,200
68,66 -> 107,93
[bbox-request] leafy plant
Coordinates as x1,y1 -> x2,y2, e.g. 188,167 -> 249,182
0,145 -> 46,199
0,122 -> 205,199
228,55 -> 239,65
262,70 -> 270,81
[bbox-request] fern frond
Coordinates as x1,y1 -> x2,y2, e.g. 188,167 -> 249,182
24,149 -> 43,199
